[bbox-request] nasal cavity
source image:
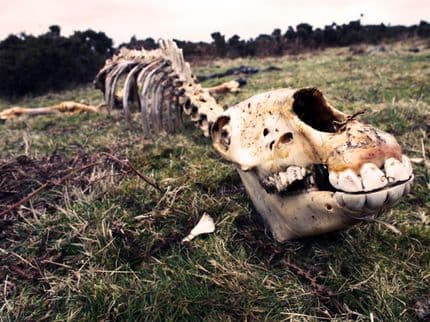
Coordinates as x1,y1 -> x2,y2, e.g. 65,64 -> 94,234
292,88 -> 345,133
279,132 -> 293,143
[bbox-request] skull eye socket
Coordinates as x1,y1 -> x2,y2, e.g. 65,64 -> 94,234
211,115 -> 231,151
292,88 -> 345,133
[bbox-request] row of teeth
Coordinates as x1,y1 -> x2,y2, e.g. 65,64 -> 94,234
330,155 -> 413,211
334,177 -> 412,211
262,166 -> 307,192
328,155 -> 413,193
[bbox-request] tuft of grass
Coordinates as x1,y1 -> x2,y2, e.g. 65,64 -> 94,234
1,40 -> 429,321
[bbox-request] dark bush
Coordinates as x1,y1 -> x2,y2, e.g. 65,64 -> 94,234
0,26 -> 113,98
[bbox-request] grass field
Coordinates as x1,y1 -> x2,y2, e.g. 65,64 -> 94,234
1,40 -> 429,321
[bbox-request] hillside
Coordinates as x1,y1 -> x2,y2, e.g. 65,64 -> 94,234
0,40 -> 429,321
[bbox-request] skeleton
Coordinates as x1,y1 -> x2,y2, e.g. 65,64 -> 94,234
86,40 -> 415,241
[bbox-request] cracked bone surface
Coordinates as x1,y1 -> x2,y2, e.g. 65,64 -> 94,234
95,40 -> 414,241
211,87 -> 414,240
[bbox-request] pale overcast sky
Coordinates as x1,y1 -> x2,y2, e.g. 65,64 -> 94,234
1,0 -> 429,44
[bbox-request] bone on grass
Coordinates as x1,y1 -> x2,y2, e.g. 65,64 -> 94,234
206,78 -> 247,95
182,213 -> 215,243
0,101 -> 101,120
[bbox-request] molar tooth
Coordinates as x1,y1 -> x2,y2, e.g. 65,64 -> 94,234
386,184 -> 405,205
337,169 -> 363,192
401,155 -> 413,177
384,158 -> 409,183
301,167 -> 306,177
365,190 -> 388,209
360,163 -> 388,191
342,194 -> 366,210
286,166 -> 305,184
277,172 -> 289,191
329,171 -> 340,189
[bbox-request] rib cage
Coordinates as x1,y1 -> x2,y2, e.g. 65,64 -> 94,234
94,40 -> 224,137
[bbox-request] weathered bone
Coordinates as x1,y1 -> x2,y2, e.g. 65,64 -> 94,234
92,40 -> 415,241
182,213 -> 215,243
0,102 -> 101,120
122,63 -> 145,122
208,87 -> 414,239
206,78 -> 246,95
95,41 -> 224,137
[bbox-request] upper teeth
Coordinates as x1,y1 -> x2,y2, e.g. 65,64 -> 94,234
263,165 -> 306,192
329,155 -> 413,193
360,163 -> 388,191
331,155 -> 414,211
384,157 -> 410,183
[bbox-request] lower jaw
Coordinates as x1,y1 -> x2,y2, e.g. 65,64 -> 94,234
237,168 -> 413,242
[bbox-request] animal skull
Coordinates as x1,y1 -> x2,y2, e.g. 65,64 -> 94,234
96,40 -> 414,241
211,88 -> 413,240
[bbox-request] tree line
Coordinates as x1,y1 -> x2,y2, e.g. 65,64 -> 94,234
1,20 -> 429,98
124,20 -> 430,59
0,26 -> 113,98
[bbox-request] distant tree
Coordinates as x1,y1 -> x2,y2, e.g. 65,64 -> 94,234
211,32 -> 227,57
271,28 -> 283,55
284,26 -> 296,40
49,25 -> 61,37
323,23 -> 339,45
417,20 -> 430,37
296,23 -> 313,44
228,34 -> 251,57
312,28 -> 324,47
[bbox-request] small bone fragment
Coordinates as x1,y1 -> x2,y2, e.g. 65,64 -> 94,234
182,213 -> 215,243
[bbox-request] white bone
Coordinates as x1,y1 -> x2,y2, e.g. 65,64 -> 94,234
340,193 -> 366,211
182,213 -> 215,243
386,183 -> 405,204
365,190 -> 388,209
329,171 -> 339,188
404,180 -> 412,195
276,172 -> 289,191
384,157 -> 409,183
337,169 -> 363,192
360,163 -> 388,191
285,166 -> 306,183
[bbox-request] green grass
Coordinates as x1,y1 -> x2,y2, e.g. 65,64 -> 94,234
1,40 -> 429,321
